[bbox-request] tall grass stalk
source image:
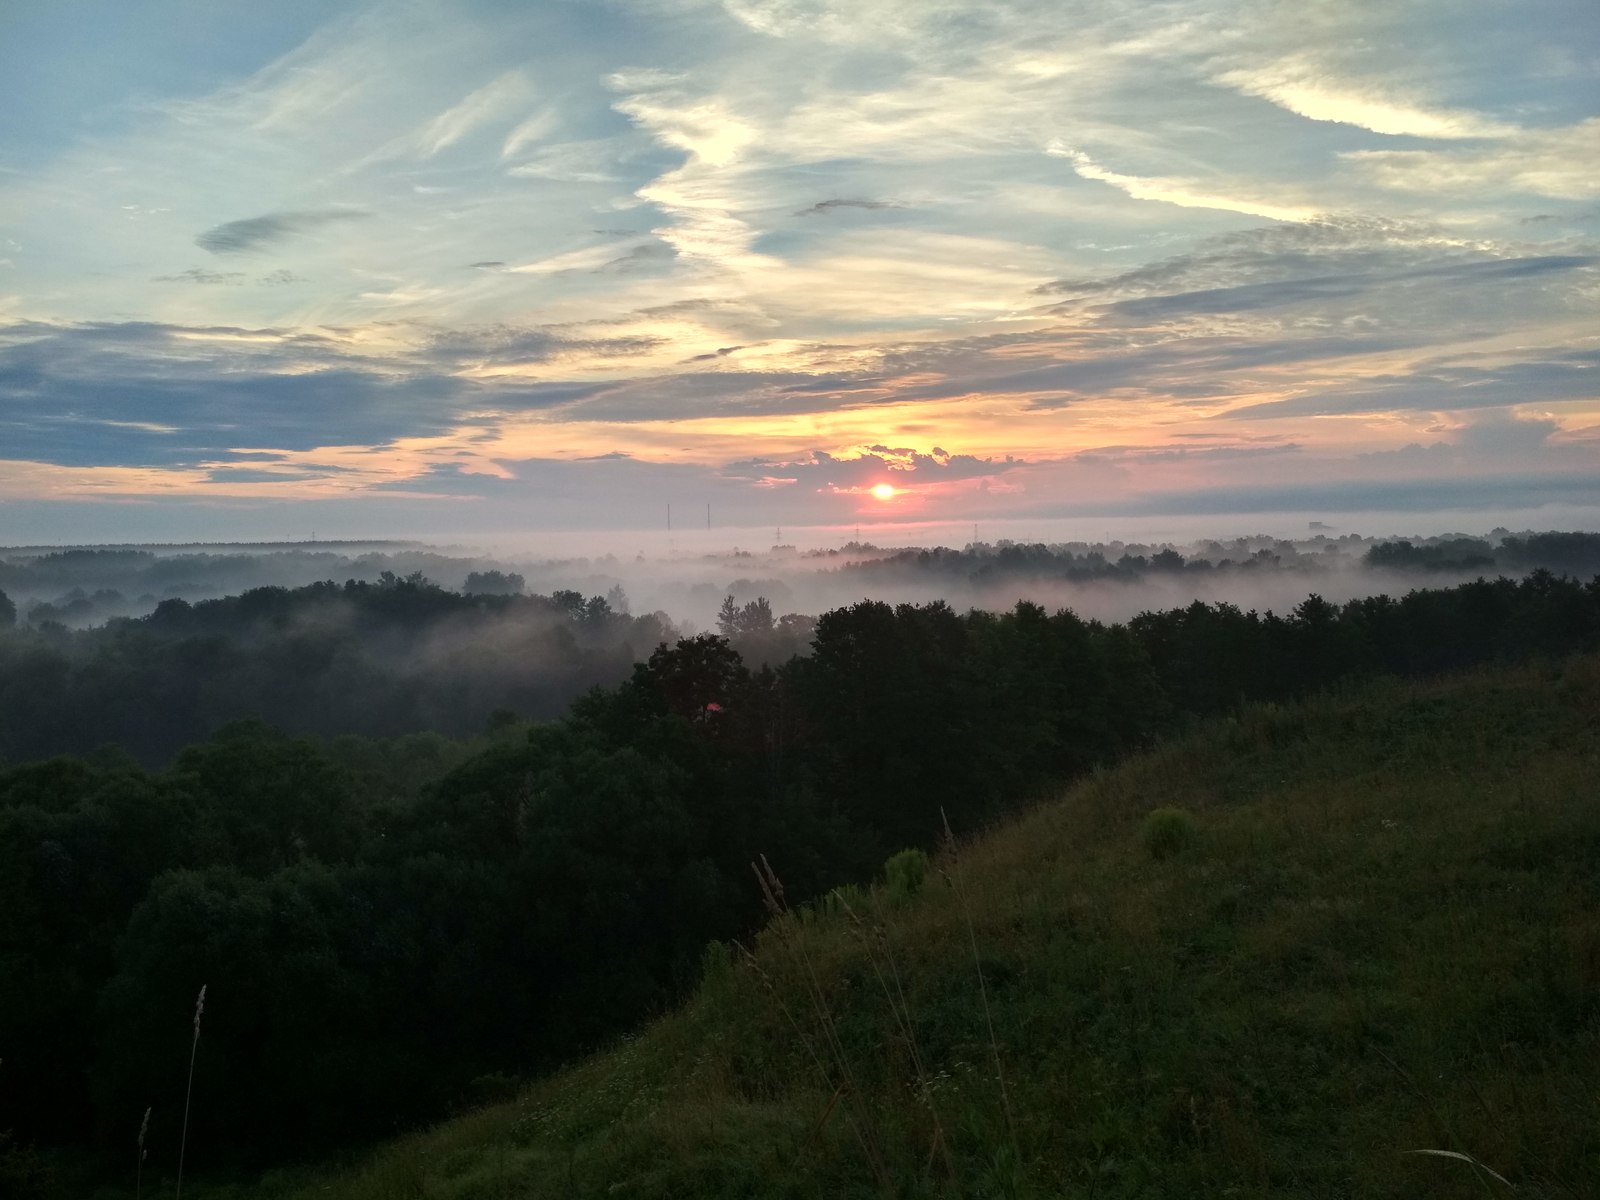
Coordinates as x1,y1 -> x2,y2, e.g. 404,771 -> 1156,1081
751,856 -> 889,1189
136,1107 -> 150,1200
831,886 -> 957,1183
940,809 -> 1017,1152
1402,1150 -> 1515,1194
1376,1048 -> 1504,1199
735,933 -> 879,1173
176,984 -> 205,1200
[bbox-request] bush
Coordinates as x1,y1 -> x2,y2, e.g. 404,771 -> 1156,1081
884,847 -> 930,902
1141,806 -> 1196,860
821,883 -> 870,917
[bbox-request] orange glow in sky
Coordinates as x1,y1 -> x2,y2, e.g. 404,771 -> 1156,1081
871,483 -> 898,501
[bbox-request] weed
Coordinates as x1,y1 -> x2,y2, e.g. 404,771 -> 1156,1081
1402,1148 -> 1515,1195
884,849 -> 931,903
137,1107 -> 151,1200
941,810 -> 1017,1158
750,854 -> 890,1189
177,984 -> 206,1200
1140,806 -> 1196,860
830,884 -> 957,1185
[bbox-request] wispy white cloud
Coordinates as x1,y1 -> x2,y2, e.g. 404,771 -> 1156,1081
1216,58 -> 1517,139
1049,145 -> 1319,223
411,70 -> 533,158
1345,118 -> 1600,200
505,139 -> 630,183
611,91 -> 758,169
501,108 -> 562,159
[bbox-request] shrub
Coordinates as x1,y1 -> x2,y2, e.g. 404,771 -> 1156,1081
821,883 -> 870,916
1141,806 -> 1196,860
884,848 -> 930,902
699,940 -> 735,994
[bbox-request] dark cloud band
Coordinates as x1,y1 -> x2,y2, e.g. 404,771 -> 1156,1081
197,208 -> 373,255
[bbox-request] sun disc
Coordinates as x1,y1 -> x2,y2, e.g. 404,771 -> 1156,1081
871,483 -> 897,500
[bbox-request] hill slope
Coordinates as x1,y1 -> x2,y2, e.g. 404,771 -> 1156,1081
206,659 -> 1599,1200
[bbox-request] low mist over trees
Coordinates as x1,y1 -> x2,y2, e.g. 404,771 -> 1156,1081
2,570 -> 1598,1177
0,574 -> 687,765
843,529 -> 1600,592
7,528 -> 1600,635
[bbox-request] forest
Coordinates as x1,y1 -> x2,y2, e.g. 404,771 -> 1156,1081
0,578 -> 653,766
7,529 -> 1600,636
2,565 -> 1598,1187
0,574 -> 827,766
4,531 -> 1598,769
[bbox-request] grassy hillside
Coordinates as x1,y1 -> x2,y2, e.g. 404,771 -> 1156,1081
195,658 -> 1599,1200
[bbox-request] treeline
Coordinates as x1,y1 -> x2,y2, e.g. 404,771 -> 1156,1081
0,545 -> 640,630
0,544 -> 489,597
2,572 -> 1598,1182
839,529 -> 1600,589
0,575 -> 685,766
1365,530 -> 1600,573
0,545 -> 446,620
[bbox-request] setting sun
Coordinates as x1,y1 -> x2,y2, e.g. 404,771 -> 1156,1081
870,483 -> 897,501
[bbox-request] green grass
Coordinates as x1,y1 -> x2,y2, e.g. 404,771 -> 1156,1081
191,658 -> 1600,1199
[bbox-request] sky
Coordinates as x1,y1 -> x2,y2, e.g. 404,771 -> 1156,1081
1,0 -> 1597,544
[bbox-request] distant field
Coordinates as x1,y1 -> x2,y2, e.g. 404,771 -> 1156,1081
191,656 -> 1600,1200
